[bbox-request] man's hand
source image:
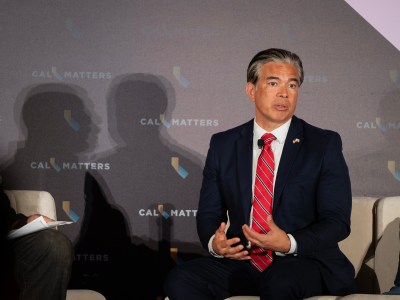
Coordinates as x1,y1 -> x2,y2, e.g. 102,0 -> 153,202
27,214 -> 55,223
242,216 -> 290,253
212,222 -> 251,260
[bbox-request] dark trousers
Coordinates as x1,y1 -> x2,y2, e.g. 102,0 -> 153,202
395,259 -> 400,287
164,255 -> 325,300
3,229 -> 73,300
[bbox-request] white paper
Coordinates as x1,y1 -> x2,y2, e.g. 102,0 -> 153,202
7,216 -> 73,239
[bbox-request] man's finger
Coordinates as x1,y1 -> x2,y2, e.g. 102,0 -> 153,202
266,215 -> 276,229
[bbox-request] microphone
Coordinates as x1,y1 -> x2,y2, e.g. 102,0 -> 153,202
257,139 -> 264,149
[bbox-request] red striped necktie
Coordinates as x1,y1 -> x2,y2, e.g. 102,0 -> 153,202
250,133 -> 276,272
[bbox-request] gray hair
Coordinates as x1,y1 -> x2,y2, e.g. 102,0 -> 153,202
247,48 -> 304,86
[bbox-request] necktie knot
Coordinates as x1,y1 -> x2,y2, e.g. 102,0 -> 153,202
260,133 -> 276,147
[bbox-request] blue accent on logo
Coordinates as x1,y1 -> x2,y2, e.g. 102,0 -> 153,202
176,165 -> 188,179
388,161 -> 400,181
64,110 -> 81,131
158,204 -> 171,219
69,119 -> 80,131
173,66 -> 190,88
62,201 -> 80,222
390,70 -> 400,89
66,19 -> 84,39
51,66 -> 63,81
171,157 -> 189,179
68,209 -> 80,222
50,158 -> 61,172
375,118 -> 387,133
160,114 -> 171,128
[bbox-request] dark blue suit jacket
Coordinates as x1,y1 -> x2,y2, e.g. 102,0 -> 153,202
197,115 -> 356,295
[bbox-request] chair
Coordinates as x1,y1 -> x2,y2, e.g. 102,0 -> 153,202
4,189 -> 106,300
374,196 -> 400,293
164,196 -> 400,300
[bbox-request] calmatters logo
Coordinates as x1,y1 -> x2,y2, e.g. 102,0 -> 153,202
139,204 -> 197,219
141,114 -> 219,127
30,158 -> 110,172
32,66 -> 112,80
356,118 -> 400,133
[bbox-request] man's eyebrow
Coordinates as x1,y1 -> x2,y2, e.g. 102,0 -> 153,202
266,76 -> 300,84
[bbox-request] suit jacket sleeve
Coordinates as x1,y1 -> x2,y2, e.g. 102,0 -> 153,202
0,189 -> 28,233
288,131 -> 352,256
196,133 -> 228,249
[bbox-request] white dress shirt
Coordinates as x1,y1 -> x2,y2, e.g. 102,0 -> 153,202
252,119 -> 297,256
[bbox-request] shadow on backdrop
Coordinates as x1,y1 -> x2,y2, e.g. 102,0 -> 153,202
71,73 -> 207,299
0,83 -> 96,184
0,83 -> 100,297
347,90 -> 400,197
70,172 -> 160,300
0,83 -> 98,240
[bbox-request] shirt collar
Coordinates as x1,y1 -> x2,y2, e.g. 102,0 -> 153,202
253,118 -> 291,148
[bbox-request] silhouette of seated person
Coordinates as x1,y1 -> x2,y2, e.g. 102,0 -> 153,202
74,73 -> 205,299
0,83 -> 98,247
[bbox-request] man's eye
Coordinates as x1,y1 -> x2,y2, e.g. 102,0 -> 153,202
289,83 -> 298,89
268,82 -> 277,87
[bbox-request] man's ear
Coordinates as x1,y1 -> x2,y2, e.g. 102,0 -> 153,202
245,82 -> 256,102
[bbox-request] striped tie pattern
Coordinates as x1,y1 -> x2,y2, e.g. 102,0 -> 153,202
250,133 -> 276,272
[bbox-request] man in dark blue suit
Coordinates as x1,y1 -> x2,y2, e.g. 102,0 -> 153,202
164,48 -> 356,300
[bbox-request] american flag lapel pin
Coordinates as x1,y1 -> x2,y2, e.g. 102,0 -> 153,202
292,138 -> 300,144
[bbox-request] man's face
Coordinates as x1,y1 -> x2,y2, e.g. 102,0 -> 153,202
246,61 -> 299,132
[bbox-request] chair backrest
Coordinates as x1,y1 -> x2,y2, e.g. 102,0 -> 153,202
338,196 -> 400,294
66,289 -> 107,300
339,196 -> 378,275
4,189 -> 57,220
374,196 -> 400,293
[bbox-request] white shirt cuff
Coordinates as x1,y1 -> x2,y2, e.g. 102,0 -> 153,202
275,233 -> 297,256
208,234 -> 224,258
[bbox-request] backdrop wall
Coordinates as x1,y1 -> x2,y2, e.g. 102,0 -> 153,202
1,1 -> 399,299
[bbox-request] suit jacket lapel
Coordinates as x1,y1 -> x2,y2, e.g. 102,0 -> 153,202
274,116 -> 304,205
236,120 -> 253,225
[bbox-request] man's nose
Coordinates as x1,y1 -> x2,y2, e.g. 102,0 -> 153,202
277,86 -> 288,98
